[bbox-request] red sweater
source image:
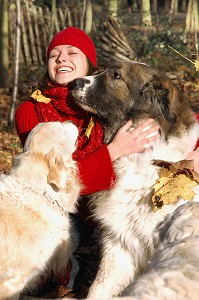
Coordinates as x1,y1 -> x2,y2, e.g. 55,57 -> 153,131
15,92 -> 115,196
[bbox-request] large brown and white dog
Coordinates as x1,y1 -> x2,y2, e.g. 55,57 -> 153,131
72,62 -> 199,299
0,121 -> 81,300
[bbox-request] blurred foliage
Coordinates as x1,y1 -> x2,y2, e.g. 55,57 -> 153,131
128,30 -> 198,72
97,7 -> 199,75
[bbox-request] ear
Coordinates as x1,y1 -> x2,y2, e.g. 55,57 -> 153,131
46,148 -> 69,191
141,78 -> 177,124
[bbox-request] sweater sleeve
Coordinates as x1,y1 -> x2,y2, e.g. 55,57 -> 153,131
15,100 -> 115,195
78,144 -> 115,195
15,100 -> 39,147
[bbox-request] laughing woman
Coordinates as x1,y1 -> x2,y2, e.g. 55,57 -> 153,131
15,27 -> 160,289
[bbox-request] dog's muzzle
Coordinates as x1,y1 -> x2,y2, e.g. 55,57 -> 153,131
73,78 -> 90,90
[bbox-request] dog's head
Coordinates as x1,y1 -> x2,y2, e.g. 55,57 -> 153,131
24,121 -> 78,156
14,121 -> 81,198
72,62 -> 195,143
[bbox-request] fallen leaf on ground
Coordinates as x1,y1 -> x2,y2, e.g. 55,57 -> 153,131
152,159 -> 198,211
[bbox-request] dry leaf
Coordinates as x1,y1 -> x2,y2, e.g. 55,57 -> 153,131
31,89 -> 51,104
152,159 -> 198,211
159,166 -> 174,178
152,174 -> 197,211
153,159 -> 199,183
194,60 -> 199,72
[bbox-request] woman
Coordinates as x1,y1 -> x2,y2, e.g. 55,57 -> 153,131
15,27 -> 160,289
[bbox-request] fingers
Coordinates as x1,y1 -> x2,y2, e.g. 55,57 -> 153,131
128,119 -> 160,151
122,118 -> 158,133
125,119 -> 159,138
119,120 -> 133,133
142,125 -> 160,139
138,118 -> 155,131
112,118 -> 160,158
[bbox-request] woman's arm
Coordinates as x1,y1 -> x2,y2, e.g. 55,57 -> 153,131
15,100 -> 115,194
78,145 -> 115,194
15,100 -> 40,147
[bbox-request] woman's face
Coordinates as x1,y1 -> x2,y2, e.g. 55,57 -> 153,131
48,45 -> 89,86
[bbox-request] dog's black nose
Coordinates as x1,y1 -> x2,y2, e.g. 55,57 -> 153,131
73,78 -> 85,89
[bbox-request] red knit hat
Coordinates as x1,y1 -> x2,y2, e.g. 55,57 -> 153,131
47,27 -> 97,66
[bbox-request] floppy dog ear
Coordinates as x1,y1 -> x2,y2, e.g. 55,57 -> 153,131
46,148 -> 69,192
141,78 -> 177,124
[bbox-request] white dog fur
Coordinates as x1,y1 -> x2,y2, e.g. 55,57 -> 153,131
87,125 -> 199,299
120,201 -> 199,300
21,198 -> 199,300
19,206 -> 199,300
0,121 -> 82,300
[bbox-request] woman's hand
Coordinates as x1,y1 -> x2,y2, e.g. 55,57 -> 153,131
107,119 -> 160,161
185,147 -> 199,174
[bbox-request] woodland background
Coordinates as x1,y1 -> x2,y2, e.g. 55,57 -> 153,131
0,0 -> 199,298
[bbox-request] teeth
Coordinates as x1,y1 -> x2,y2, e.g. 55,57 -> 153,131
58,66 -> 73,73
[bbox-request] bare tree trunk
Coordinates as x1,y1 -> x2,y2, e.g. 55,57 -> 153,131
168,0 -> 177,25
20,6 -> 32,64
141,0 -> 152,28
107,0 -> 118,18
24,0 -> 38,64
50,0 -> 56,40
151,0 -> 157,14
85,0 -> 92,34
8,0 -> 21,128
186,0 -> 199,32
32,3 -> 43,64
80,0 -> 86,30
179,0 -> 187,12
38,6 -> 48,59
0,0 -> 9,88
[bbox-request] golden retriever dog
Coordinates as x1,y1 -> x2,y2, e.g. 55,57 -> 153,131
71,62 -> 199,299
0,121 -> 82,300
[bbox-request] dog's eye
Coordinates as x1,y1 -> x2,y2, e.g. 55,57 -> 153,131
111,70 -> 121,79
109,68 -> 121,80
114,71 -> 121,79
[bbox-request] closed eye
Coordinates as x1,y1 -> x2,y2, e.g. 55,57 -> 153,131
49,54 -> 58,59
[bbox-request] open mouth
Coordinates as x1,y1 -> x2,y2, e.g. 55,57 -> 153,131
57,66 -> 73,73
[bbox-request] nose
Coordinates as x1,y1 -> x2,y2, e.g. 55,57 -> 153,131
73,78 -> 90,89
56,54 -> 68,62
